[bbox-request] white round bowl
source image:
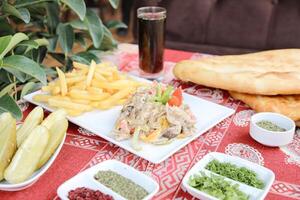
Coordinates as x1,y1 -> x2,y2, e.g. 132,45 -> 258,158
250,112 -> 295,147
0,133 -> 66,191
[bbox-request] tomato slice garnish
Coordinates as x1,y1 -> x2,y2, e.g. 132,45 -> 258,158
168,88 -> 182,106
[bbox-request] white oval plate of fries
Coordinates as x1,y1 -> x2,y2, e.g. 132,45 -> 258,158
23,61 -> 235,164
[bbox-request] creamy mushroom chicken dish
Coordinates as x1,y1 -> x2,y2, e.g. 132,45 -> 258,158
112,82 -> 196,150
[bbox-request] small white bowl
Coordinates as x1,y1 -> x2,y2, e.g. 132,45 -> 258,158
250,112 -> 295,147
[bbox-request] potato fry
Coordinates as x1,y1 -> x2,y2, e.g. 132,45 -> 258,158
116,99 -> 127,105
73,62 -> 88,70
95,68 -> 112,77
65,109 -> 83,117
34,61 -> 142,116
87,87 -> 103,94
94,72 -> 106,81
41,86 -> 52,92
50,95 -> 70,101
70,99 -> 90,105
56,67 -> 68,96
86,60 -> 96,87
66,76 -> 85,85
51,86 -> 60,95
70,81 -> 86,90
33,94 -> 52,102
48,81 -> 57,87
98,87 -> 134,108
69,89 -> 109,101
92,80 -> 137,90
48,98 -> 92,111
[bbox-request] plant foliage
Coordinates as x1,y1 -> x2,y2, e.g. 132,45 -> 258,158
0,0 -> 125,118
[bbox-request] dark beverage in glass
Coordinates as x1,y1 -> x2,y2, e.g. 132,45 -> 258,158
137,7 -> 166,77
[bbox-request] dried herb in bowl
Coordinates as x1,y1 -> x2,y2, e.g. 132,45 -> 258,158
256,120 -> 286,132
94,170 -> 149,200
188,172 -> 249,200
205,159 -> 265,189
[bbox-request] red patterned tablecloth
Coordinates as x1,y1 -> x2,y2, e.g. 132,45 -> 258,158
1,44 -> 299,200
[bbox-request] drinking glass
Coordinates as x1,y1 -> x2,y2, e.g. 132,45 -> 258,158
137,7 -> 166,79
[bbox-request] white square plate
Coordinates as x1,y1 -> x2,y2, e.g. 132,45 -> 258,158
57,159 -> 159,200
23,80 -> 234,164
182,152 -> 275,200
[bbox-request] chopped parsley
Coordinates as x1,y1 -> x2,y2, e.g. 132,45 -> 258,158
188,172 -> 249,200
205,159 -> 265,189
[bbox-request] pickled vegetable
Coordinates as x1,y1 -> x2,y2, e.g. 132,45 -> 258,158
17,106 -> 44,147
41,109 -> 67,129
37,118 -> 68,169
4,125 -> 49,183
0,113 -> 16,181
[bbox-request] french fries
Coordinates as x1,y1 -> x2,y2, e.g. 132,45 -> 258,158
33,61 -> 144,116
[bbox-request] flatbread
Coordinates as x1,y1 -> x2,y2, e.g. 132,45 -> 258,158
229,91 -> 300,122
173,49 -> 300,95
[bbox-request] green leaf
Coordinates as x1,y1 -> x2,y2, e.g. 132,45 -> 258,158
105,20 -> 127,29
60,0 -> 86,21
42,66 -> 57,77
56,23 -> 74,55
0,83 -> 15,98
30,46 -> 47,64
99,25 -> 117,51
70,19 -> 88,30
2,55 -> 47,85
48,52 -> 66,65
20,81 -> 36,98
34,38 -> 49,47
2,3 -> 31,23
0,19 -> 14,36
0,94 -> 22,120
71,51 -> 100,65
46,2 -> 60,34
17,40 -> 39,53
0,36 -> 12,56
0,33 -> 29,59
0,69 -> 12,83
48,36 -> 58,52
15,0 -> 56,8
108,0 -> 119,9
75,32 -> 87,48
4,68 -> 27,83
84,9 -> 104,48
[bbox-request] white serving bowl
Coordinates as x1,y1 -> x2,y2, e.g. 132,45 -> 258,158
0,133 -> 66,191
250,112 -> 295,147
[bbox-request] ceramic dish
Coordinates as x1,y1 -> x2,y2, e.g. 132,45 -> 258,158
250,112 -> 295,147
23,76 -> 234,164
182,152 -> 275,200
0,133 -> 66,191
57,159 -> 159,200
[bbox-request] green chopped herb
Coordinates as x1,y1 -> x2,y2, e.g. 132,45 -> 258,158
256,120 -> 286,132
205,159 -> 265,189
154,84 -> 174,105
94,170 -> 148,200
188,172 -> 249,200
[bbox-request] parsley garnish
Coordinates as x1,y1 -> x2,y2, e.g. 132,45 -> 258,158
188,172 -> 249,200
153,84 -> 174,105
205,159 -> 265,189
